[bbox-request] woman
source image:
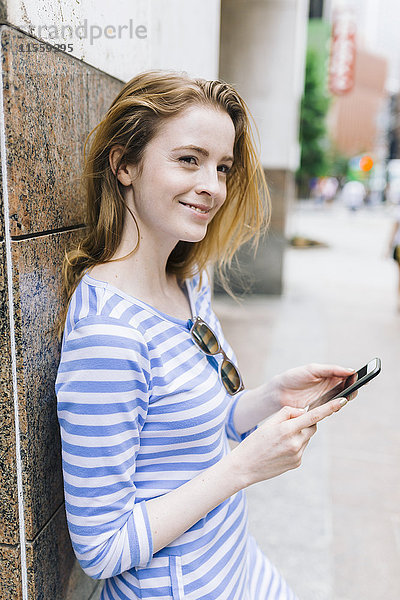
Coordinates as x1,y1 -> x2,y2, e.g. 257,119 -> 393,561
55,70 -> 353,599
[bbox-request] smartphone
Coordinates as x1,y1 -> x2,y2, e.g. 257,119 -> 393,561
307,358 -> 381,411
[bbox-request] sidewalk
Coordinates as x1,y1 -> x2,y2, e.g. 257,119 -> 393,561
214,202 -> 400,600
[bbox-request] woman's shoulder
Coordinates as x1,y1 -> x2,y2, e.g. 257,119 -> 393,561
62,272 -> 146,342
188,268 -> 212,296
60,287 -> 151,374
186,268 -> 214,320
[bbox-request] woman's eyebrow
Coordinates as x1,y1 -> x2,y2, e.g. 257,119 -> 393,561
172,145 -> 234,163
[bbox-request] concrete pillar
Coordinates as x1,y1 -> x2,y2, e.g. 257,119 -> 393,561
218,0 -> 308,295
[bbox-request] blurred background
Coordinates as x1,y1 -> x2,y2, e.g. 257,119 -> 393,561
215,1 -> 400,599
1,1 -> 399,599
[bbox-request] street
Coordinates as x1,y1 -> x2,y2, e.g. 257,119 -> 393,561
214,201 -> 400,600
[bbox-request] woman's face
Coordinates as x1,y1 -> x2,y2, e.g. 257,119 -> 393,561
124,104 -> 236,245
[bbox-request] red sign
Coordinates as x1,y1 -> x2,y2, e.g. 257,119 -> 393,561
328,11 -> 356,95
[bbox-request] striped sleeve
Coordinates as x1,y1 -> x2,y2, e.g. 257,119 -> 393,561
55,316 -> 153,579
225,389 -> 257,443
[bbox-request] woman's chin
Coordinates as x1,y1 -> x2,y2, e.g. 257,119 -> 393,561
179,227 -> 208,243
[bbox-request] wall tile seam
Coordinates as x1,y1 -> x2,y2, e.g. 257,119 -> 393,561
25,501 -> 66,545
10,223 -> 86,242
0,541 -> 20,548
0,24 -> 28,600
88,582 -> 104,600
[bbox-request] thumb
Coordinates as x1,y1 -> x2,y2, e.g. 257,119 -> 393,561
268,405 -> 306,425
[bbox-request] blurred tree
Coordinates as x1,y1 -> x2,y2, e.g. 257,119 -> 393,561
296,49 -> 330,196
326,146 -> 349,185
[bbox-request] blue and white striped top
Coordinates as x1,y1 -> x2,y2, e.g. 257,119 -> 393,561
55,270 -> 297,599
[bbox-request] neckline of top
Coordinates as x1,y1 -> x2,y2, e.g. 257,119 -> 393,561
82,272 -> 195,327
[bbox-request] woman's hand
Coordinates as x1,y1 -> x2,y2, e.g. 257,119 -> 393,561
269,363 -> 356,411
232,397 -> 346,487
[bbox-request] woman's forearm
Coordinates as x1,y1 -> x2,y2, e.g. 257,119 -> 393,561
145,387 -> 344,557
145,382 -> 281,555
145,450 -> 247,555
231,380 -> 281,435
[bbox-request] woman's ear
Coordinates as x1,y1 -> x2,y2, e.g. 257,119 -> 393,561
109,145 -> 132,187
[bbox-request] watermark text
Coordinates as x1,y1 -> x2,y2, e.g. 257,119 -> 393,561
19,19 -> 147,45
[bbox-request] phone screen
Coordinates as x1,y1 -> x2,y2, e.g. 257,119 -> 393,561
307,359 -> 380,411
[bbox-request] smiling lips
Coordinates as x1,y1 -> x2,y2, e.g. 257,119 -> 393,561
179,201 -> 212,214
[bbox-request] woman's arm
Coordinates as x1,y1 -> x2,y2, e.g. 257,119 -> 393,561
57,316 -> 346,576
146,397 -> 345,554
230,363 -> 356,435
57,316 -> 279,576
228,382 -> 280,435
56,317 -> 154,579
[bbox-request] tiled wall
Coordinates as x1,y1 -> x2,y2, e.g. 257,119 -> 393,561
0,24 -> 122,599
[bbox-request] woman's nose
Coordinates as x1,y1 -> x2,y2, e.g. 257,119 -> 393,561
195,168 -> 222,198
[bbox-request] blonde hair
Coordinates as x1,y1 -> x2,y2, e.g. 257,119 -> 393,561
56,69 -> 270,340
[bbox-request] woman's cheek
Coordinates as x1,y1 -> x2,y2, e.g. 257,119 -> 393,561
215,195 -> 227,215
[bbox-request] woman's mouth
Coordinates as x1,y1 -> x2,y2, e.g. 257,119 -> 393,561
179,202 -> 211,215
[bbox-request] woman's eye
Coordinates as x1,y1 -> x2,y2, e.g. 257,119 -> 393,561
179,156 -> 231,174
179,156 -> 197,165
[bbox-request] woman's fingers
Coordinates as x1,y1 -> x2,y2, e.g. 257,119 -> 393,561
296,425 -> 317,452
267,405 -> 307,425
306,363 -> 355,379
288,397 -> 346,432
302,423 -> 317,439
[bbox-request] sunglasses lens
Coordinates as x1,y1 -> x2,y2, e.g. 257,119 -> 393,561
191,321 -> 220,355
190,317 -> 243,395
221,359 -> 241,395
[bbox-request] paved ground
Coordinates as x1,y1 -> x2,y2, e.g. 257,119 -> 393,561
213,201 -> 400,600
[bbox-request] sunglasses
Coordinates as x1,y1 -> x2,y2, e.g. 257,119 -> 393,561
187,316 -> 244,396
